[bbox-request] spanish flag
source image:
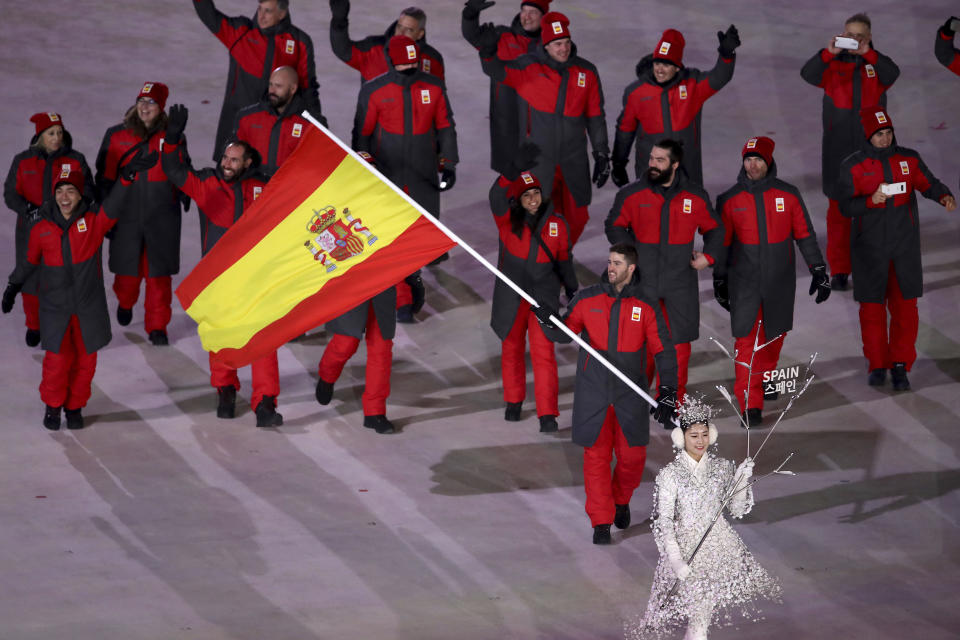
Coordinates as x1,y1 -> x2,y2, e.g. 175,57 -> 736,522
175,124 -> 455,368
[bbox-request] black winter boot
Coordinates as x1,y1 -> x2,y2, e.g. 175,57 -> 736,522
255,396 -> 283,428
315,378 -> 334,405
593,524 -> 612,545
25,329 -> 41,347
117,307 -> 133,326
396,305 -> 415,324
891,363 -> 911,391
741,408 -> 763,427
538,415 -> 558,432
43,405 -> 61,431
216,385 -> 237,419
363,414 -> 396,434
504,402 -> 522,422
148,330 -> 169,346
868,368 -> 887,387
65,408 -> 85,430
614,503 -> 631,530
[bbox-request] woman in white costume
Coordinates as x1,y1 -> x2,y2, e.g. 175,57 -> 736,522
627,398 -> 781,639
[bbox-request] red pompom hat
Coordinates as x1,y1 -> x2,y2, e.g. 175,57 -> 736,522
860,105 -> 893,139
742,136 -> 775,166
29,112 -> 64,136
508,171 -> 542,201
541,12 -> 570,45
653,29 -> 685,68
137,82 -> 169,110
388,35 -> 420,66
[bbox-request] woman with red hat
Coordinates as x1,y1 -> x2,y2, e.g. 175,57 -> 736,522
488,142 -> 577,432
2,150 -> 155,430
4,113 -> 94,347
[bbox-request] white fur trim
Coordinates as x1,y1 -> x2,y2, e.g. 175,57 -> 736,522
708,422 -> 718,445
671,426 -> 684,449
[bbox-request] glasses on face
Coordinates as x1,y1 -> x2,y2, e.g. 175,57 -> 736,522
137,97 -> 158,106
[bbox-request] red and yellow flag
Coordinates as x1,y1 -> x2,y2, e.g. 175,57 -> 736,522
175,125 -> 455,368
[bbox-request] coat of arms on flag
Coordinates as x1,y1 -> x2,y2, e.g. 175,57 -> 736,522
304,206 -> 378,271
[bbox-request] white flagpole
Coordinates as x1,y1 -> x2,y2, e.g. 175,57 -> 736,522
303,113 -> 667,415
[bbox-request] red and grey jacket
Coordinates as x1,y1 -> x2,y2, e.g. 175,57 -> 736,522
935,27 -> 960,76
193,0 -> 320,161
11,190 -> 127,354
330,19 -> 444,82
232,91 -> 324,176
462,11 -> 539,174
481,45 -> 609,208
716,164 -> 825,338
837,142 -> 952,304
352,68 -> 457,217
96,116 -> 185,278
5,135 -> 94,296
161,139 -> 269,256
488,175 -> 577,340
548,271 -> 676,448
800,47 -> 899,197
604,172 -> 722,342
613,52 -> 735,186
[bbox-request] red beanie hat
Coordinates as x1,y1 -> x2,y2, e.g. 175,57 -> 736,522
541,12 -> 570,45
29,112 -> 64,136
860,105 -> 893,139
521,0 -> 551,13
51,160 -> 85,195
742,136 -> 775,166
653,29 -> 685,68
388,35 -> 420,66
508,170 -> 542,201
137,82 -> 169,110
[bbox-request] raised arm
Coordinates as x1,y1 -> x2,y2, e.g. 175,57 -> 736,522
194,0 -> 251,49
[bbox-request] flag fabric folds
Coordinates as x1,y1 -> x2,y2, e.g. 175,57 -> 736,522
175,125 -> 455,368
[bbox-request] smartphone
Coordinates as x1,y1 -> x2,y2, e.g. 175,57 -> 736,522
835,36 -> 860,50
951,17 -> 960,33
881,182 -> 907,196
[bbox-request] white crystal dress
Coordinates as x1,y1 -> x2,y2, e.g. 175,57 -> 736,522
626,450 -> 781,639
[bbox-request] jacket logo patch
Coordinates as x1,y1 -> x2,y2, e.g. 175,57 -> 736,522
253,186 -> 262,200
76,219 -> 87,233
422,58 -> 431,72
304,205 -> 378,272
292,123 -> 303,138
551,21 -> 564,35
679,85 -> 688,100
899,160 -> 909,175
577,72 -> 586,88
875,111 -> 887,124
865,64 -> 876,78
631,306 -> 642,321
406,44 -> 417,60
285,39 -> 295,54
549,221 -> 558,237
746,138 -> 757,149
421,89 -> 431,104
59,165 -> 72,179
682,198 -> 692,214
775,197 -> 785,212
659,42 -> 671,56
141,83 -> 153,94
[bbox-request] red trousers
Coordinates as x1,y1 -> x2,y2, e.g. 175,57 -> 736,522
40,315 -> 97,410
501,301 -> 559,417
644,301 -> 691,400
825,199 -> 851,275
552,166 -> 589,245
318,305 -> 393,415
734,311 -> 786,411
113,249 -> 172,333
858,262 -> 918,371
22,292 -> 39,330
583,406 -> 648,527
209,351 -> 280,409
396,282 -> 412,308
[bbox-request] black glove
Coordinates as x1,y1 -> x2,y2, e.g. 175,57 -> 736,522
477,26 -> 500,58
179,192 -> 192,212
809,264 -> 831,304
532,303 -> 557,328
121,149 -> 159,182
2,282 -> 22,314
717,24 -> 740,58
713,276 -> 730,311
330,0 -> 350,23
24,205 -> 41,224
463,0 -> 495,19
405,271 -> 426,313
941,16 -> 958,37
611,161 -> 629,188
165,104 -> 188,145
651,385 -> 678,427
564,286 -> 578,303
439,167 -> 456,191
592,153 -> 610,188
514,141 -> 541,175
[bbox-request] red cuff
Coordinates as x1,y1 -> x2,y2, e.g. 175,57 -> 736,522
820,48 -> 835,62
704,253 -> 715,266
